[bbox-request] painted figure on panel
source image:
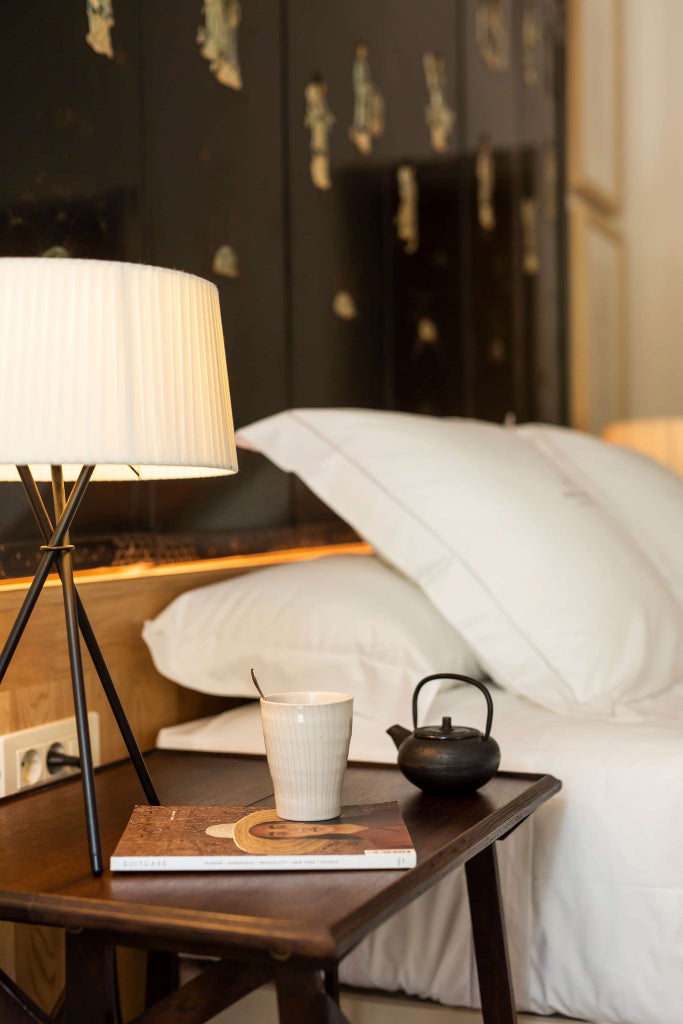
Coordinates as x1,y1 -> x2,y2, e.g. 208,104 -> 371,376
476,0 -> 509,72
212,244 -> 240,279
395,165 -> 419,255
197,0 -> 243,91
332,291 -> 358,321
85,0 -> 114,60
304,79 -> 335,190
349,43 -> 384,155
423,52 -> 455,153
520,197 -> 540,275
476,137 -> 496,231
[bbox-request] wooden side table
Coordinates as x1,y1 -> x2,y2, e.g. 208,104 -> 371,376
0,750 -> 561,1024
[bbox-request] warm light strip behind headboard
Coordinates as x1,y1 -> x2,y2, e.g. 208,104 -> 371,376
0,541 -> 374,593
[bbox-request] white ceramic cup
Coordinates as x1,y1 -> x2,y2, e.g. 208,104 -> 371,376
260,691 -> 353,821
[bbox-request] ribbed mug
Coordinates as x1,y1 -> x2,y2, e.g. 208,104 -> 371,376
260,691 -> 353,820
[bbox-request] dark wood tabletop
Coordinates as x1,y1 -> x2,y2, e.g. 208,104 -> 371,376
0,750 -> 560,966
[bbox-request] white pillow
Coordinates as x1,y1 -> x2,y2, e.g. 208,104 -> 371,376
516,423 -> 683,611
142,553 -> 481,728
236,408 -> 683,717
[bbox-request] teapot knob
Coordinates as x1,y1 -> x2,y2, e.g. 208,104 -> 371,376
442,716 -> 452,732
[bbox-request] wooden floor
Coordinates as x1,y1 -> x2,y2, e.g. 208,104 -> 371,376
182,975 -> 592,1024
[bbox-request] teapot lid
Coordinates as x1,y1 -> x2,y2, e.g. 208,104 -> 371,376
414,716 -> 481,741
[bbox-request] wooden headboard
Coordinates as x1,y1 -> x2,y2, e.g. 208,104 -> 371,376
0,541 -> 371,761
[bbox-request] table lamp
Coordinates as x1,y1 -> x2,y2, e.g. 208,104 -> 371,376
0,257 -> 238,875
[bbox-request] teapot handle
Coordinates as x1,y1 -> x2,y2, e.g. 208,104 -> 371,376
412,673 -> 494,740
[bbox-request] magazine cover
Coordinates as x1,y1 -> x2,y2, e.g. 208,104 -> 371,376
110,802 -> 416,872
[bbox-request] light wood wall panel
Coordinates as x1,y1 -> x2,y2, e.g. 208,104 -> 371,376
0,564 -> 240,759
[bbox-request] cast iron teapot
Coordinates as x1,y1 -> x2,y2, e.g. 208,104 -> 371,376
387,673 -> 501,796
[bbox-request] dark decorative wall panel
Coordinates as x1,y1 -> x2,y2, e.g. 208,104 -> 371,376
138,0 -> 291,534
0,1 -> 566,576
0,1 -> 146,549
515,0 -> 566,425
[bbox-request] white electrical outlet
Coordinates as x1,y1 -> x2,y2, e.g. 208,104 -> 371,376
0,712 -> 101,798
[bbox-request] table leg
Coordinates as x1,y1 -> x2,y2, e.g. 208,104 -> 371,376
324,967 -> 340,1003
145,951 -> 179,1008
64,931 -> 117,1024
465,843 -> 517,1024
274,966 -> 351,1024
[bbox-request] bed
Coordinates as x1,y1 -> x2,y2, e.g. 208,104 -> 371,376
144,409 -> 683,1024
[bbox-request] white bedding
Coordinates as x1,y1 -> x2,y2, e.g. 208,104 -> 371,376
157,684 -> 683,1024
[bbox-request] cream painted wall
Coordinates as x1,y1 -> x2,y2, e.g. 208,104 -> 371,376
622,0 -> 683,415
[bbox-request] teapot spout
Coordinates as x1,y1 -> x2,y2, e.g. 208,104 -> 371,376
386,724 -> 411,749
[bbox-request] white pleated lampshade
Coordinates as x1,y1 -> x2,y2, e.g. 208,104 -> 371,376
0,257 -> 237,481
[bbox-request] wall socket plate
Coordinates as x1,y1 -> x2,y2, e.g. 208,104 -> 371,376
0,712 -> 101,798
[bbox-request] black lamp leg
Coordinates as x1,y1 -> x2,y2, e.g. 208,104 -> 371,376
0,467 -> 93,681
16,466 -> 160,807
0,465 -> 103,874
74,604 -> 160,806
0,464 -> 161,874
50,466 -> 103,876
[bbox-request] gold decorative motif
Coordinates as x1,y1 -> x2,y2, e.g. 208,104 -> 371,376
212,245 -> 240,279
413,317 -> 440,358
42,246 -> 71,258
349,43 -> 384,155
85,0 -> 114,59
475,138 -> 496,232
423,52 -> 455,153
542,144 -> 557,222
197,0 -> 243,91
520,198 -> 540,275
304,79 -> 335,191
476,0 -> 509,73
395,165 -> 419,255
332,291 -> 358,321
522,4 -> 541,87
488,334 -> 507,364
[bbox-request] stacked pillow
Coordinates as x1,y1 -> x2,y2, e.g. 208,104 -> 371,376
143,552 -> 482,729
236,409 -> 683,718
516,423 -> 683,609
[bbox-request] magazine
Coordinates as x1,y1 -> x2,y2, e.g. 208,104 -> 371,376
110,802 -> 416,872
